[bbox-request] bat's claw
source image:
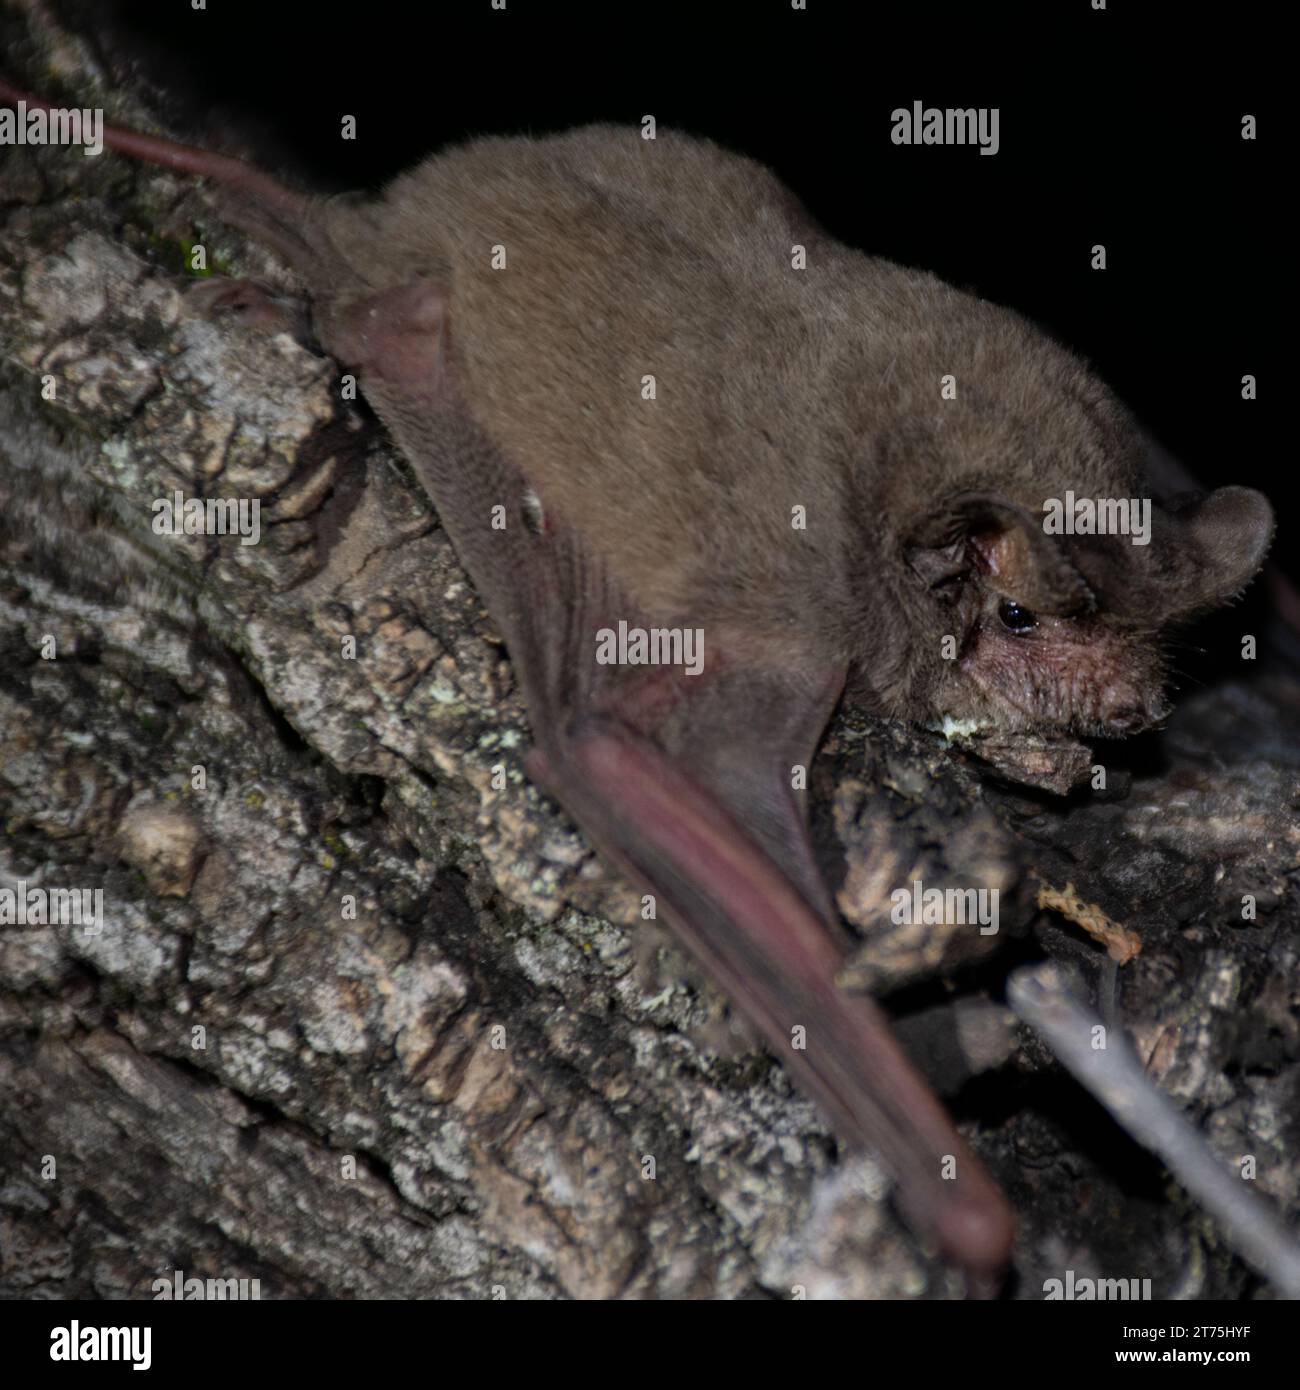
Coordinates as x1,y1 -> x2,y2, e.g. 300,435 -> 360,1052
185,276 -> 301,332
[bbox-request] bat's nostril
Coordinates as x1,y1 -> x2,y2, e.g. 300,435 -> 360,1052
1106,704 -> 1148,732
1101,700 -> 1162,733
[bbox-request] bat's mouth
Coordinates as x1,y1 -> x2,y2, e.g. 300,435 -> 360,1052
954,619 -> 1169,745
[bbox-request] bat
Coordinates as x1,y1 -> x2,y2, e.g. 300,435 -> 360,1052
0,79 -> 1275,1292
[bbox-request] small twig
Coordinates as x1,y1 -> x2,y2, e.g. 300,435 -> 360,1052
1008,961 -> 1300,1299
1034,878 -> 1142,964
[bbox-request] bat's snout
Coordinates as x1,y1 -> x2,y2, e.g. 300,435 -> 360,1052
1097,689 -> 1167,735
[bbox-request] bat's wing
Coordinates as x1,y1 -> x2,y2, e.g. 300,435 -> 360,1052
317,279 -> 1015,1287
524,668 -> 1015,1287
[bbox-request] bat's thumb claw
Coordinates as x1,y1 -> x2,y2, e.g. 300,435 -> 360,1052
936,1192 -> 1015,1295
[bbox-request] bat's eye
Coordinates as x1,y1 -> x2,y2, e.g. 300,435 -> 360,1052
998,600 -> 1037,633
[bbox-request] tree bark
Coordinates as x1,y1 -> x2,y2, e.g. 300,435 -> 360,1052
1,2 -> 1296,1300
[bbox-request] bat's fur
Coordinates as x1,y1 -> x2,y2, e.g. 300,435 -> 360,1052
307,126 -> 1273,745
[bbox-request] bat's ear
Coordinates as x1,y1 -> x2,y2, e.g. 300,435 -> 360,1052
1149,486 -> 1275,619
905,491 -> 1093,615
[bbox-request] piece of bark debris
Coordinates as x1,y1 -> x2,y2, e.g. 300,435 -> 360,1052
1035,878 -> 1142,964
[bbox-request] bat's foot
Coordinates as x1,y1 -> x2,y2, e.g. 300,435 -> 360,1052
185,276 -> 307,335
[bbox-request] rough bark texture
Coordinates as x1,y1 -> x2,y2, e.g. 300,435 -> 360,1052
1,3 -> 1297,1300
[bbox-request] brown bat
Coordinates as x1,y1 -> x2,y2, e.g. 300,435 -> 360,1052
0,80 -> 1274,1290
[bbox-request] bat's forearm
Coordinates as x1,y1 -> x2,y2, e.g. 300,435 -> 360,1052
532,726 -> 1015,1286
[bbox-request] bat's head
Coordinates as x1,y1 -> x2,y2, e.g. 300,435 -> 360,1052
825,272 -> 1273,787
831,284 -> 1275,788
895,482 -> 1274,784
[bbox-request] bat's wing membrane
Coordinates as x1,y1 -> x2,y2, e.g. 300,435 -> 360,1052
525,654 -> 1014,1286
334,279 -> 1014,1286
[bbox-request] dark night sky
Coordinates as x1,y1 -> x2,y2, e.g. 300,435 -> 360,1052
67,0 -> 1283,566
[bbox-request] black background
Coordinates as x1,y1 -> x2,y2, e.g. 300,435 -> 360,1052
52,0 -> 1286,571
